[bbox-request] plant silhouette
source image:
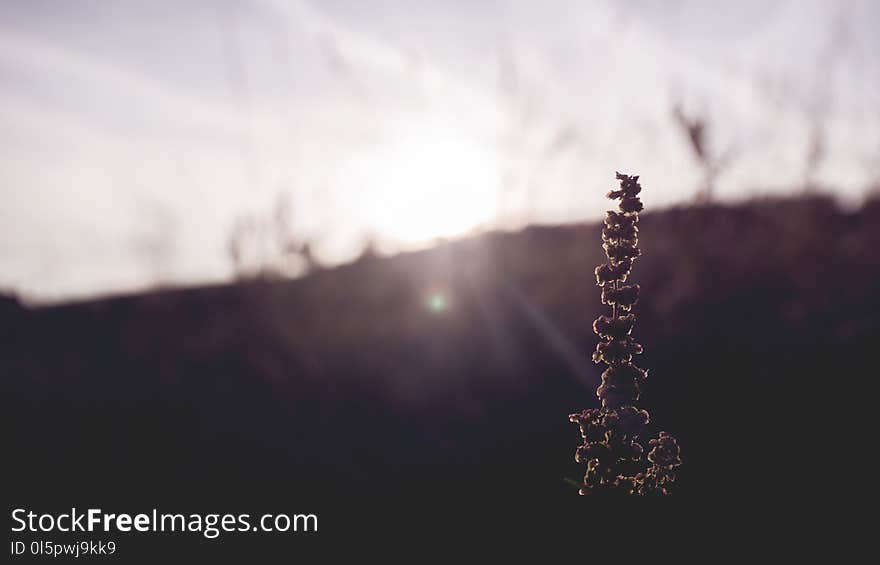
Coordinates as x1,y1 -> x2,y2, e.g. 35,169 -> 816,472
569,172 -> 681,495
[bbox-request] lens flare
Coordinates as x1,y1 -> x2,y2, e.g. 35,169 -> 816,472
426,292 -> 448,313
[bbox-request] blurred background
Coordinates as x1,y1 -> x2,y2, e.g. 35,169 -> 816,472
1,0 -> 878,301
2,0 -> 878,545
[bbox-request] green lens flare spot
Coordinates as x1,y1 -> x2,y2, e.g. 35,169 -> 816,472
426,293 -> 447,312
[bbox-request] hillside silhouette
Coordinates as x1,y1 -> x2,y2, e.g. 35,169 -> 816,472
4,194 -> 877,540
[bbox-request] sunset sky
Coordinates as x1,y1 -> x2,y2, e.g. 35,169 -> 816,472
1,0 -> 878,302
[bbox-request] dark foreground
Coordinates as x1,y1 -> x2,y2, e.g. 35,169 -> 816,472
3,195 -> 874,557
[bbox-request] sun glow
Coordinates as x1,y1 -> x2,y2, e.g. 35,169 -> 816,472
352,118 -> 501,247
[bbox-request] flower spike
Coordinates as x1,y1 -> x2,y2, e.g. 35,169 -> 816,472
568,172 -> 681,495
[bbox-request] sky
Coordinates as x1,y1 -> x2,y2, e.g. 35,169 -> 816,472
1,0 -> 878,302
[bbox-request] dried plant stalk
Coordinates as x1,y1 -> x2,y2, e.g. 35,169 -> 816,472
569,172 -> 681,495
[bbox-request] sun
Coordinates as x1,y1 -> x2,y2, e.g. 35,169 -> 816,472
354,117 -> 501,247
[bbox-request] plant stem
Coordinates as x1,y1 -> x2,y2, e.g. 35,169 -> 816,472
612,280 -> 617,319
